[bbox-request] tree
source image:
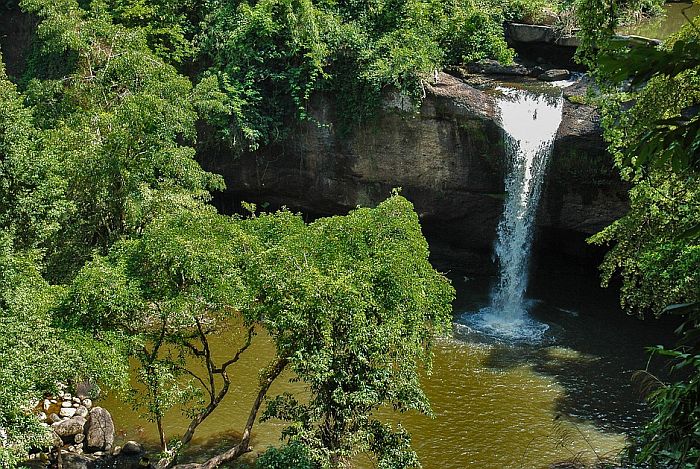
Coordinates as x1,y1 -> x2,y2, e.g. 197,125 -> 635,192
247,194 -> 454,468
0,49 -> 131,469
580,5 -> 700,467
18,0 -> 223,280
0,233 -> 129,468
62,195 -> 453,469
63,208 -> 263,455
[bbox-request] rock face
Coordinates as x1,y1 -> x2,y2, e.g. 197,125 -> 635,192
85,407 -> 114,452
200,72 -> 626,272
505,23 -> 580,48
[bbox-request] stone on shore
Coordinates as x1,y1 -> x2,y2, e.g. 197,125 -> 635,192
466,59 -> 529,76
120,441 -> 143,455
538,69 -> 571,81
59,407 -> 77,418
85,407 -> 115,452
52,416 -> 86,438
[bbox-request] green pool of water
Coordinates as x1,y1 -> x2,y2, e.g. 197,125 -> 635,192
619,2 -> 699,39
100,268 -> 677,468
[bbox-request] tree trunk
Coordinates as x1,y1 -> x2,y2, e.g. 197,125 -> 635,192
172,357 -> 288,469
158,417 -> 168,452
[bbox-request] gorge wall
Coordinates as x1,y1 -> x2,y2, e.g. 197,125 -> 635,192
0,10 -> 630,274
200,72 -> 628,273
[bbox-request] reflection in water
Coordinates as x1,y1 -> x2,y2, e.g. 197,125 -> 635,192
619,2 -> 700,39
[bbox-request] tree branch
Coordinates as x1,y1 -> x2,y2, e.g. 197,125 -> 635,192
173,357 -> 288,469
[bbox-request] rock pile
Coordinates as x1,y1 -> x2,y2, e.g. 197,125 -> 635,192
36,391 -> 115,455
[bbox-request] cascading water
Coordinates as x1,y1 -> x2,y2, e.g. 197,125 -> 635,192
464,86 -> 564,342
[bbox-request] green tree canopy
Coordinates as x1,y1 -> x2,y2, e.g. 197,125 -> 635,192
249,195 -> 453,468
581,5 -> 700,467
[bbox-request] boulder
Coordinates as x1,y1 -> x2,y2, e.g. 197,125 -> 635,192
48,413 -> 61,424
74,406 -> 89,418
528,65 -> 545,77
85,407 -> 114,452
82,399 -> 92,410
75,433 -> 85,444
466,59 -> 529,76
506,23 -> 556,42
539,69 -> 571,81
120,441 -> 143,455
50,431 -> 63,448
555,36 -> 580,47
61,401 -> 73,408
59,407 -> 77,418
52,417 -> 86,439
61,453 -> 97,469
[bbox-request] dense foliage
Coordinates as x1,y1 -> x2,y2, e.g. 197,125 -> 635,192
0,55 -> 130,467
252,195 -> 453,467
1,0 -> 692,467
62,0 -> 514,148
0,1 -> 458,466
582,4 -> 700,467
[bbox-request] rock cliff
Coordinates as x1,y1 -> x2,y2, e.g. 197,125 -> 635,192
200,72 -> 627,272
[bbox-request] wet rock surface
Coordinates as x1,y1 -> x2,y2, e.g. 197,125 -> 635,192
538,69 -> 571,81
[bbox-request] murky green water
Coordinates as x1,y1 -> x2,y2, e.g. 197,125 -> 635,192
619,2 -> 699,39
102,266 -> 677,468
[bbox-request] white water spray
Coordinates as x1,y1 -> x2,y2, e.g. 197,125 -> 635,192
466,86 -> 563,342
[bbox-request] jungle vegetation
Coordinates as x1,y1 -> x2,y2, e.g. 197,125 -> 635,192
579,1 -> 700,467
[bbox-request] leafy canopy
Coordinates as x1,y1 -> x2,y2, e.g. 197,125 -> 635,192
582,5 -> 700,468
249,195 -> 453,467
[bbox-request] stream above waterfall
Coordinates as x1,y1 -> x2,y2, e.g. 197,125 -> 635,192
619,2 -> 700,39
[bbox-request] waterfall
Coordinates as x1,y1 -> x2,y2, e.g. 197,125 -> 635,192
466,86 -> 563,342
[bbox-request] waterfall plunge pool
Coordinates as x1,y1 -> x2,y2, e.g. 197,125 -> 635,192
100,81 -> 678,468
102,269 -> 678,468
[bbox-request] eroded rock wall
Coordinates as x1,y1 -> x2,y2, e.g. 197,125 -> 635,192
202,73 -> 628,272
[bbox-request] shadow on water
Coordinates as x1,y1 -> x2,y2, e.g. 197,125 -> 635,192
453,266 -> 679,437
